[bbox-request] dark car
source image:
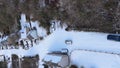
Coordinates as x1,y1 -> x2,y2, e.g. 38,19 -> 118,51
107,34 -> 120,41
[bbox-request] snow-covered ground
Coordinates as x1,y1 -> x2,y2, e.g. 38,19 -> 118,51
1,28 -> 120,68
1,14 -> 120,68
0,36 -> 8,42
71,50 -> 120,68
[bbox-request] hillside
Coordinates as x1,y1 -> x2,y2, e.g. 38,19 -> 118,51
0,0 -> 120,34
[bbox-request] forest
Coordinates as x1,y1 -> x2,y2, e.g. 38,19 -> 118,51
0,0 -> 120,34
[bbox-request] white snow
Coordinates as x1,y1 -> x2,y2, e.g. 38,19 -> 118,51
1,14 -> 120,68
30,21 -> 47,38
44,55 -> 62,63
71,50 -> 120,68
19,14 -> 47,40
50,20 -> 62,33
20,14 -> 27,39
0,55 -> 4,61
20,29 -> 27,39
28,30 -> 38,39
0,36 -> 8,42
37,27 -> 47,37
1,27 -> 120,68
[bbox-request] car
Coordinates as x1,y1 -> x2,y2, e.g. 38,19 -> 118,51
107,34 -> 120,41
